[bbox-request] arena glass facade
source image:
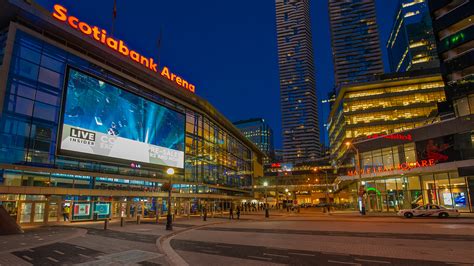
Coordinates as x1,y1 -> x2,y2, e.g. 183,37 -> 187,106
0,1 -> 263,224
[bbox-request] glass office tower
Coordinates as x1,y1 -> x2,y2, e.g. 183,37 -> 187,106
329,0 -> 384,87
275,0 -> 321,162
234,118 -> 275,164
387,0 -> 440,72
429,0 -> 474,116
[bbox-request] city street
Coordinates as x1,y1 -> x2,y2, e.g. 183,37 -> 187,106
1,209 -> 473,265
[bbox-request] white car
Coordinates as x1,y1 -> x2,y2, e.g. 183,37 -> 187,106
398,204 -> 460,218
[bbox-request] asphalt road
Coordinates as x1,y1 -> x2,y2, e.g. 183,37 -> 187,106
171,239 -> 453,266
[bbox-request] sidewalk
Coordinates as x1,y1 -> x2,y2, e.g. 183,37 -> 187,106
328,210 -> 474,218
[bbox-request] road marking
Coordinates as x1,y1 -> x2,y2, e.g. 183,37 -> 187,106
215,245 -> 233,249
75,246 -> 86,250
53,250 -> 64,255
264,253 -> 289,258
79,253 -> 91,258
47,257 -> 59,262
328,260 -> 361,265
355,258 -> 391,264
248,256 -> 272,261
288,252 -> 315,257
200,250 -> 220,254
323,252 -> 350,256
22,255 -> 33,261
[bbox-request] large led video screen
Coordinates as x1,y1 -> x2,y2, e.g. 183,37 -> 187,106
59,68 -> 185,168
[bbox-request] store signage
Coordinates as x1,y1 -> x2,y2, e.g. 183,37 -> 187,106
367,133 -> 412,141
271,163 -> 281,168
52,4 -> 196,93
347,159 -> 435,176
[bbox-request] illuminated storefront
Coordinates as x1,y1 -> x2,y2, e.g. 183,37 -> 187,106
334,115 -> 474,213
0,1 -> 263,224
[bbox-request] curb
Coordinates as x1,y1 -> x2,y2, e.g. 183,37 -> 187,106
156,221 -> 227,266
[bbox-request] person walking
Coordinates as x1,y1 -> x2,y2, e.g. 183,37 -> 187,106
229,206 -> 234,220
236,206 -> 241,220
62,205 -> 70,221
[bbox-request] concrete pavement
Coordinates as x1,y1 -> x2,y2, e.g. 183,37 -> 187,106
1,210 -> 473,265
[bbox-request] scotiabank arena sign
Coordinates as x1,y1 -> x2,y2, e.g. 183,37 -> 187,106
347,159 -> 436,176
52,4 -> 195,93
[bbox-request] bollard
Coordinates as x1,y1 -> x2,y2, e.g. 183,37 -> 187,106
120,217 -> 124,227
104,219 -> 109,230
136,214 -> 141,225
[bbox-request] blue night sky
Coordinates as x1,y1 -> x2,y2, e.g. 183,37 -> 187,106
37,0 -> 400,149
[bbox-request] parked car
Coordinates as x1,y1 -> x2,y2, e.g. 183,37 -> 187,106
398,204 -> 460,218
300,203 -> 313,208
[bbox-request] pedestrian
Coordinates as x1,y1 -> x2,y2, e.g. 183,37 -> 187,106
229,206 -> 234,220
62,205 -> 70,221
237,206 -> 241,220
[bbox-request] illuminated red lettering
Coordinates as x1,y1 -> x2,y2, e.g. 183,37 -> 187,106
161,67 -> 171,79
52,4 -> 67,21
67,16 -> 79,29
51,4 -> 196,93
149,58 -> 157,72
106,37 -> 118,50
140,56 -> 149,67
78,21 -> 92,35
91,27 -> 100,41
118,40 -> 129,56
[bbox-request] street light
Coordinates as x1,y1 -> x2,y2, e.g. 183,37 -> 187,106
166,168 -> 174,230
263,181 -> 269,218
317,168 -> 331,214
345,141 -> 365,215
285,189 -> 289,212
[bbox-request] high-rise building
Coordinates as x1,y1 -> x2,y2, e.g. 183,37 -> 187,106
428,0 -> 474,116
328,70 -> 446,160
275,0 -> 321,162
234,118 -> 275,164
387,0 -> 440,73
329,0 -> 384,87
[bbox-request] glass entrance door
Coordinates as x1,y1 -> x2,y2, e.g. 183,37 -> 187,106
19,202 -> 32,223
34,202 -> 45,222
48,202 -> 59,222
19,202 -> 47,223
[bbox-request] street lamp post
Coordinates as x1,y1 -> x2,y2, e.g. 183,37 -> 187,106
263,181 -> 269,218
320,169 -> 330,214
285,188 -> 289,212
166,168 -> 174,230
346,142 -> 365,215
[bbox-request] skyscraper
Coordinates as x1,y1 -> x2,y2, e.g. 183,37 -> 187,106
428,0 -> 474,117
234,118 -> 275,164
275,0 -> 321,162
387,0 -> 440,73
329,0 -> 384,87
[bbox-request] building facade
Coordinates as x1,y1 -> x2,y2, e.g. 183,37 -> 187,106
428,0 -> 474,116
328,71 -> 446,160
275,0 -> 321,162
328,0 -> 384,87
334,115 -> 474,213
234,118 -> 274,164
0,0 -> 264,224
387,0 -> 440,72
